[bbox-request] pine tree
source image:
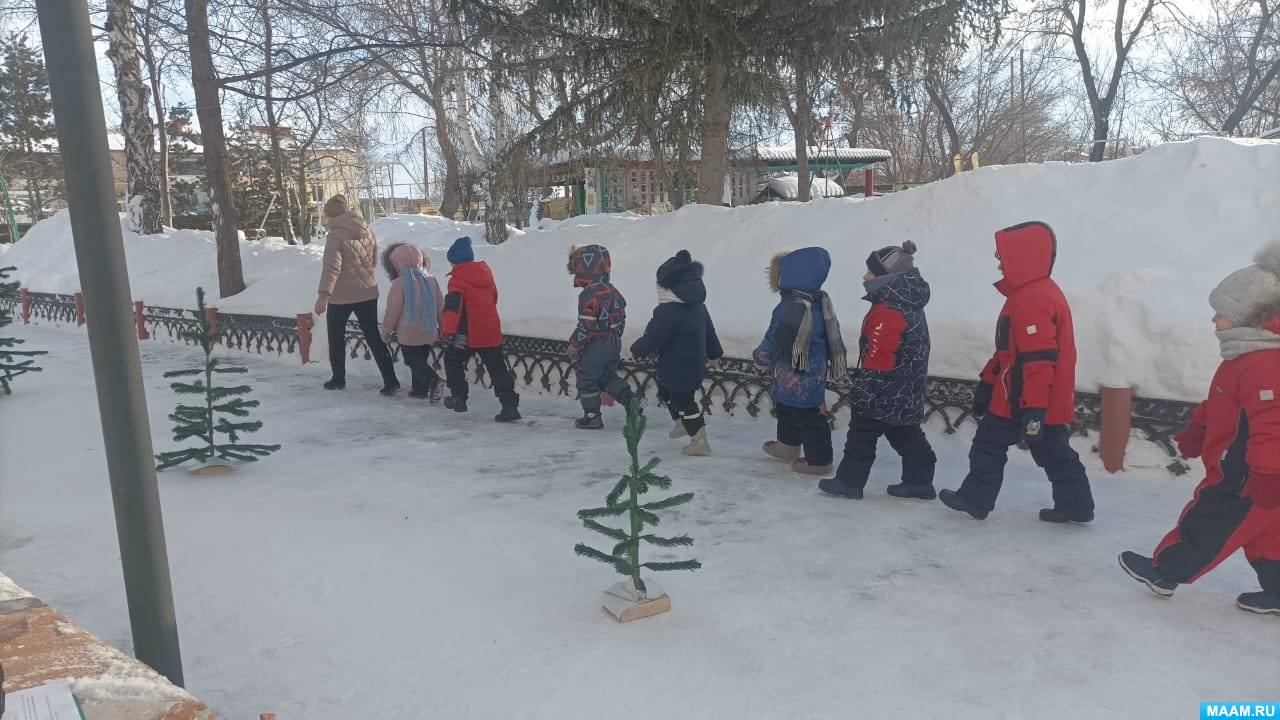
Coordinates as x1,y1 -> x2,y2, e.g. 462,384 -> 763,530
574,398 -> 700,597
155,287 -> 280,470
0,266 -> 45,394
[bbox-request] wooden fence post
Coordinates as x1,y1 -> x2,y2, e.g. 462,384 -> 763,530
206,306 -> 219,340
1100,386 -> 1134,473
864,168 -> 875,197
134,301 -> 149,340
20,287 -> 30,324
74,292 -> 85,326
297,313 -> 313,364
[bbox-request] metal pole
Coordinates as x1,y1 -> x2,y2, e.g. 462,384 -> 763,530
36,0 -> 184,687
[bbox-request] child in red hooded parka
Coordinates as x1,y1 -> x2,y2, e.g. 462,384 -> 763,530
939,221 -> 1096,523
440,236 -> 521,422
1120,241 -> 1280,616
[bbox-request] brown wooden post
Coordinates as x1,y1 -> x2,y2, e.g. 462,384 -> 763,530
1100,386 -> 1134,473
134,300 -> 150,340
205,306 -> 218,340
260,714 -> 277,720
74,292 -> 86,326
297,312 -> 313,364
863,168 -> 874,197
20,287 -> 30,324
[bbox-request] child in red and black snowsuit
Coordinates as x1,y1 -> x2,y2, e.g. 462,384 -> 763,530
440,236 -> 521,422
939,221 -> 1095,522
1120,241 -> 1280,616
567,244 -> 633,429
819,241 -> 937,500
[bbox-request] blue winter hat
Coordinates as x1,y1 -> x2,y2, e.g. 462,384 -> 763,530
447,236 -> 474,265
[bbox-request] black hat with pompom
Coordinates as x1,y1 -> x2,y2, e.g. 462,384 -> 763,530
866,240 -> 917,277
656,249 -> 701,289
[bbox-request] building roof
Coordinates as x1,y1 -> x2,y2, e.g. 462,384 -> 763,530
752,147 -> 891,164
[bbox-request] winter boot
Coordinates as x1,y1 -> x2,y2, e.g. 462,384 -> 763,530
939,489 -> 989,520
575,411 -> 604,430
669,421 -> 688,439
1039,507 -> 1094,524
1118,551 -> 1177,598
380,383 -> 402,397
681,428 -> 711,456
791,458 -> 833,476
887,482 -> 937,500
443,396 -> 468,413
495,394 -> 522,423
763,440 -> 801,464
818,476 -> 863,500
1235,592 -> 1280,616
323,378 -> 346,390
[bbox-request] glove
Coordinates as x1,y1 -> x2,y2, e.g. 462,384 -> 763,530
1174,421 -> 1206,459
1022,408 -> 1047,443
380,329 -> 394,345
1244,470 -> 1280,510
971,382 -> 993,419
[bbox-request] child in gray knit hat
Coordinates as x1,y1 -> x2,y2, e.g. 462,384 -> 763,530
1120,239 -> 1280,616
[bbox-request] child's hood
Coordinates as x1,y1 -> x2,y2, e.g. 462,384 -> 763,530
768,247 -> 831,293
568,244 -> 611,287
382,242 -> 426,280
994,221 -> 1056,291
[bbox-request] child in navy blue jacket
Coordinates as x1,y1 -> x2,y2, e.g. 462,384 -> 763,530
630,250 -> 723,456
820,241 -> 937,500
753,247 -> 848,475
567,244 -> 632,429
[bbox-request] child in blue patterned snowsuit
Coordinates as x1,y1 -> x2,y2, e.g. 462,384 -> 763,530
567,244 -> 632,429
753,247 -> 849,475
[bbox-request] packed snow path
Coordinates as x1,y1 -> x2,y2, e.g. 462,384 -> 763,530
1,326 -> 1277,719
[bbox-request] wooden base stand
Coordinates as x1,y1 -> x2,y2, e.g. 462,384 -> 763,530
190,464 -> 234,477
601,578 -> 671,623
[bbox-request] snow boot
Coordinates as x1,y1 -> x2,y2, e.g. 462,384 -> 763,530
1118,551 -> 1177,598
575,411 -> 604,430
1039,507 -> 1094,524
763,440 -> 801,464
1235,592 -> 1280,616
818,476 -> 863,499
323,378 -> 345,390
380,383 -> 402,397
495,397 -> 522,423
887,482 -> 937,500
443,396 -> 468,413
939,489 -> 989,520
681,428 -> 711,456
669,421 -> 688,439
791,458 -> 833,476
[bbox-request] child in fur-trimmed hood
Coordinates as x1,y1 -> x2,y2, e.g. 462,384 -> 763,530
753,246 -> 847,476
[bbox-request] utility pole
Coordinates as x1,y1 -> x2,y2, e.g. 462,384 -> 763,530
387,163 -> 395,214
421,128 -> 431,203
1020,45 -> 1027,164
35,0 -> 184,686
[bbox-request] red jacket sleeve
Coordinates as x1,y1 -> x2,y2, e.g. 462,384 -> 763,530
1240,365 -> 1280,475
1010,300 -> 1059,410
441,277 -> 463,337
860,305 -> 906,373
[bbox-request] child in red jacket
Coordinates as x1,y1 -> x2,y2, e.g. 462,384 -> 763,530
440,236 -> 521,422
1120,241 -> 1280,616
939,221 -> 1095,522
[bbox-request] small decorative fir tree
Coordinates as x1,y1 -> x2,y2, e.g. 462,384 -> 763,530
0,266 -> 45,394
574,398 -> 700,597
155,287 -> 280,470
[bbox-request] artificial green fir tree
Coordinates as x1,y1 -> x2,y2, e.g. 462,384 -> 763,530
575,398 -> 700,599
0,266 -> 45,394
155,287 -> 280,470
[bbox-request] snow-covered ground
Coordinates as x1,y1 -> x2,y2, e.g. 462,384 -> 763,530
5,138 -> 1280,401
2,325 -> 1277,719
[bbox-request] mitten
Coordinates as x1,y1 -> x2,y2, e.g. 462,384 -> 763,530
1173,421 -> 1206,459
971,382 -> 993,419
1245,470 -> 1280,510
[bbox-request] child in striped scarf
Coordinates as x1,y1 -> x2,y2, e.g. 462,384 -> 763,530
381,242 -> 445,400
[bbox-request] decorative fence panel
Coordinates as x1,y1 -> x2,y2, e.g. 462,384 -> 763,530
4,290 -> 1197,470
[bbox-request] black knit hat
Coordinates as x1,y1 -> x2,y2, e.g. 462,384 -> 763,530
866,240 -> 918,277
656,249 -> 701,289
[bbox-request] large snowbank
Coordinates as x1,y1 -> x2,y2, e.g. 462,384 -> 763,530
4,137 -> 1278,401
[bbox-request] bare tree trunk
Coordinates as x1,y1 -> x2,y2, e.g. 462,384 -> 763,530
484,54 -> 509,244
696,49 -> 731,205
430,79 -> 463,219
792,51 -> 812,202
924,73 -> 962,175
106,0 -> 162,234
295,155 -> 312,242
261,2 -> 296,245
186,0 -> 245,297
139,4 -> 172,227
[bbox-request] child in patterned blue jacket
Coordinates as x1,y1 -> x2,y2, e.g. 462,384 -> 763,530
567,244 -> 632,429
753,247 -> 848,475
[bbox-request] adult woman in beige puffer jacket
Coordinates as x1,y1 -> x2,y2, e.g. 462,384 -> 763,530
314,194 -> 400,394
